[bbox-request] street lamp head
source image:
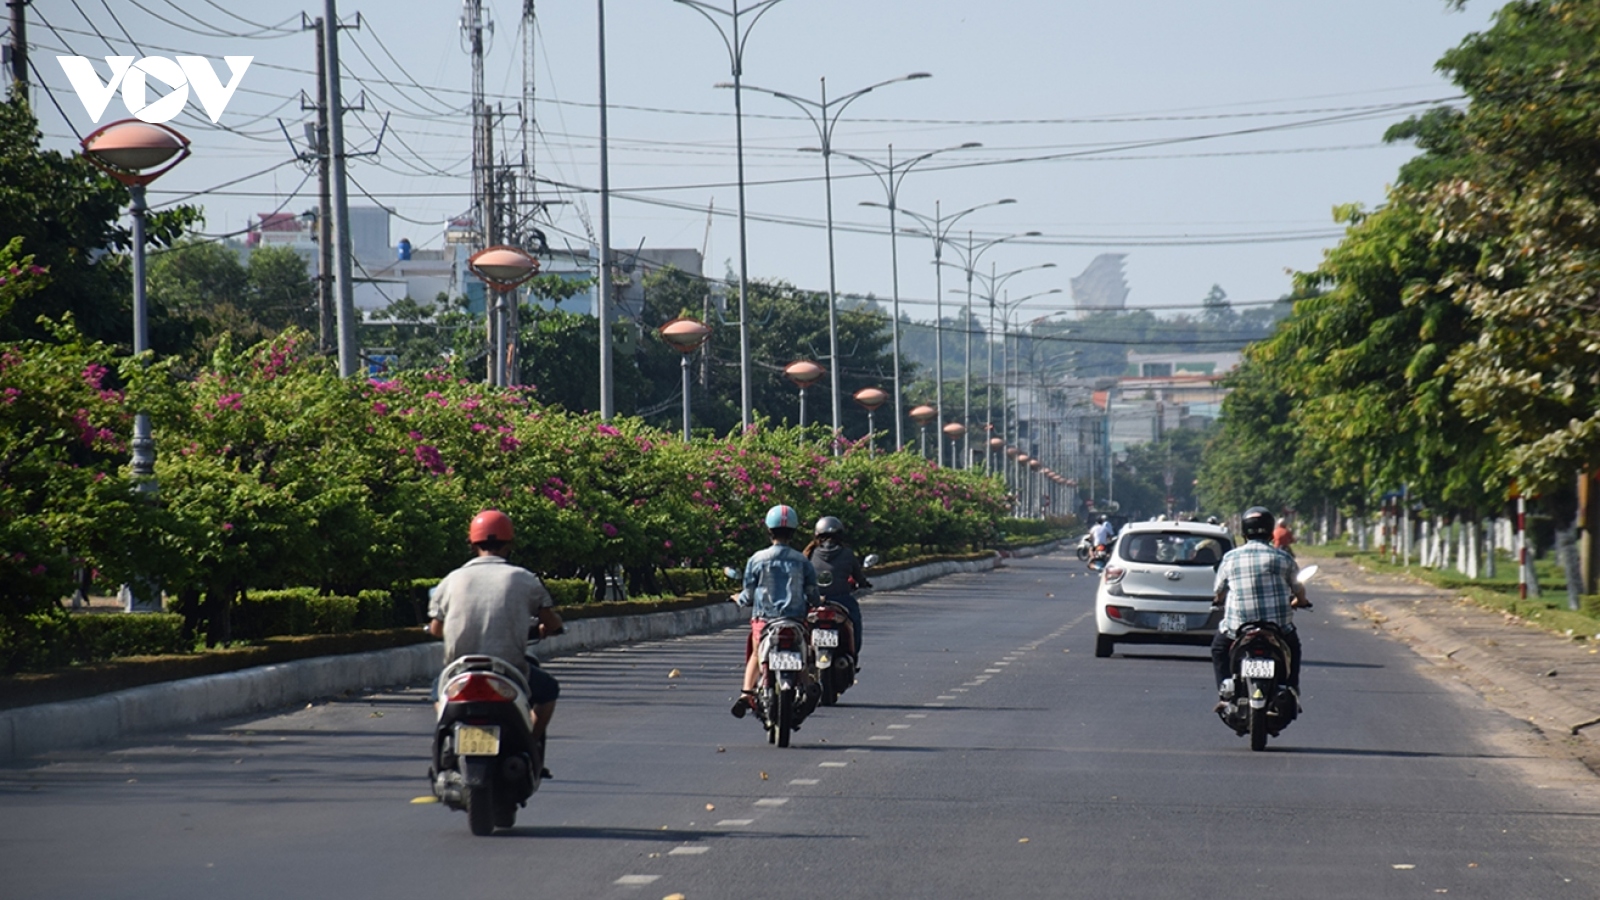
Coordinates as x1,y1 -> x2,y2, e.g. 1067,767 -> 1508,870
906,72 -> 933,80
1024,231 -> 1043,237
783,359 -> 827,389
853,387 -> 890,411
658,316 -> 713,354
81,119 -> 190,186
908,404 -> 937,425
942,422 -> 966,439
998,198 -> 1017,205
959,141 -> 982,149
468,245 -> 541,291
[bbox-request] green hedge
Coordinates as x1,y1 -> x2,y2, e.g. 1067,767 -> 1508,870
235,589 -> 397,639
545,578 -> 591,607
0,611 -> 188,674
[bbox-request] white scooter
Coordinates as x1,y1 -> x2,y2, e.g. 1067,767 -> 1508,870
430,654 -> 543,835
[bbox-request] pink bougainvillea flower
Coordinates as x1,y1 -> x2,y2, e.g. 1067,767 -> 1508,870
413,444 -> 447,475
372,401 -> 389,416
221,522 -> 234,532
601,522 -> 619,537
82,363 -> 108,390
216,392 -> 244,411
596,424 -> 621,437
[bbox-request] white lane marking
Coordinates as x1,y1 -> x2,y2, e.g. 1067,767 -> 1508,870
716,818 -> 754,826
983,668 -> 1003,673
669,845 -> 710,856
819,761 -> 849,768
789,778 -> 819,785
937,695 -> 957,700
905,714 -> 927,719
962,681 -> 983,686
868,735 -> 894,741
995,661 -> 1011,666
615,875 -> 660,885
950,688 -> 968,693
887,724 -> 911,729
754,797 -> 789,807
923,702 -> 946,707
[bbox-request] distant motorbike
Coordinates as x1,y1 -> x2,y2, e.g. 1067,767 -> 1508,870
429,654 -> 542,835
1215,564 -> 1317,751
1076,533 -> 1094,562
808,553 -> 879,706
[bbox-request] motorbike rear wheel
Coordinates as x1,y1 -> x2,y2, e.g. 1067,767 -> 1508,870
467,783 -> 497,836
493,789 -> 518,829
776,688 -> 794,748
820,668 -> 838,707
1248,704 -> 1269,752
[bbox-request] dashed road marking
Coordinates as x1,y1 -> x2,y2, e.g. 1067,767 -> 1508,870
887,724 -> 911,729
937,694 -> 957,699
923,702 -> 946,707
615,875 -> 660,885
789,778 -> 819,785
716,818 -> 754,826
983,668 -> 1003,673
819,761 -> 849,768
669,845 -> 710,856
868,735 -> 894,741
754,797 -> 789,807
905,714 -> 927,719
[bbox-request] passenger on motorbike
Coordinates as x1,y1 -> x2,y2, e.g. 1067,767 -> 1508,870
1091,514 -> 1117,550
1210,506 -> 1309,709
428,510 -> 564,748
730,504 -> 820,718
803,516 -> 871,657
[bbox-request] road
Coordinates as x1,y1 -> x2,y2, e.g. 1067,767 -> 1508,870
3,552 -> 1598,899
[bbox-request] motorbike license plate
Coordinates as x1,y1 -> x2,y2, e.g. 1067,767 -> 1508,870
1240,658 -> 1276,679
769,651 -> 805,671
454,724 -> 501,756
1157,613 -> 1188,632
813,629 -> 839,647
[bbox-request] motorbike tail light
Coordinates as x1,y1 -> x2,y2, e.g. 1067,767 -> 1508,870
777,628 -> 798,650
1104,566 -> 1126,584
814,607 -> 837,622
445,673 -> 518,703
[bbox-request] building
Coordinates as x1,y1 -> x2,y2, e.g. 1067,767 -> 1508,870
1071,253 -> 1130,313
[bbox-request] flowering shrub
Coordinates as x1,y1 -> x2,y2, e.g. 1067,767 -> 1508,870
1,323 -> 1007,657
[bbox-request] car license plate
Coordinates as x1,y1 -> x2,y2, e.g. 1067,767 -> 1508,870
769,650 -> 805,671
455,724 -> 500,756
813,629 -> 839,647
1157,613 -> 1188,632
1240,658 -> 1275,679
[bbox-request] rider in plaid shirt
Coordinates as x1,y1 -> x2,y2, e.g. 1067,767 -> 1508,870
1211,507 -> 1309,695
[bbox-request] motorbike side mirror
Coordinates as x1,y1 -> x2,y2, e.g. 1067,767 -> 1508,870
723,566 -> 741,581
862,554 -> 881,569
1296,564 -> 1319,584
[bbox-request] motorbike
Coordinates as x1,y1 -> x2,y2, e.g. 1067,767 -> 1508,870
429,654 -> 542,835
808,553 -> 879,707
725,567 -> 822,747
1076,533 -> 1094,562
1215,564 -> 1318,751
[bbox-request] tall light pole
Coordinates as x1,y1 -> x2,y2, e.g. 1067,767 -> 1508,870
673,0 -> 787,430
937,233 -> 1046,467
896,198 -> 1016,466
843,141 -> 980,452
737,72 -> 932,450
81,118 -> 190,612
596,0 -> 617,419
962,273 -> 1058,469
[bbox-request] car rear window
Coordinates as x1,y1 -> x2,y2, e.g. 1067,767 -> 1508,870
1117,532 -> 1232,566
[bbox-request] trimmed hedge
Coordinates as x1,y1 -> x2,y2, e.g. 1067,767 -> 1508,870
235,589 -> 398,639
0,611 -> 188,674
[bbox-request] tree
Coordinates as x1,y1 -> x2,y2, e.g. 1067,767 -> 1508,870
0,95 -> 197,351
1200,284 -> 1238,332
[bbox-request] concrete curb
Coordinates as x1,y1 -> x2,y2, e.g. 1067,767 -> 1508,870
0,551 -> 1007,763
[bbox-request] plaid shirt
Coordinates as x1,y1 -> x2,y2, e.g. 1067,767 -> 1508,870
1213,539 -> 1299,636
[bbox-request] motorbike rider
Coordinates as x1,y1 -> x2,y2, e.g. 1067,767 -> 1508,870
1090,514 -> 1117,550
428,510 -> 564,752
803,516 -> 871,658
1210,506 -> 1310,709
1273,517 -> 1297,555
730,504 -> 820,718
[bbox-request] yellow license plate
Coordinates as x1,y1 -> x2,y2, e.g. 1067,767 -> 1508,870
455,724 -> 501,756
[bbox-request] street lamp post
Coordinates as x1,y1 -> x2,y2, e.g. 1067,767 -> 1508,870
943,422 -> 967,469
909,404 -> 936,459
734,73 -> 931,450
852,386 -> 889,456
784,359 -> 826,431
844,141 -> 981,452
658,317 -> 714,441
988,287 -> 1063,473
468,245 -> 542,387
936,236 -> 1048,467
895,199 -> 1017,466
81,118 -> 191,612
672,0 -> 788,430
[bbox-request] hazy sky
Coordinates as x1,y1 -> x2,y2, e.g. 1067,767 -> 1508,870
28,0 -> 1499,323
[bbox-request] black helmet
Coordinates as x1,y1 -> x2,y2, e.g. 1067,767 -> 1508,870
1241,506 -> 1274,541
814,515 -> 844,537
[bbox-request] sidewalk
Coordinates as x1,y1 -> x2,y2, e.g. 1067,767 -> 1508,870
1313,554 -> 1600,769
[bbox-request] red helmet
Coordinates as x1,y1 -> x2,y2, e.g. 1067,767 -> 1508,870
469,509 -> 514,545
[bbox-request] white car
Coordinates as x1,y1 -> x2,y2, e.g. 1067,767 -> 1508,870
1093,520 -> 1234,658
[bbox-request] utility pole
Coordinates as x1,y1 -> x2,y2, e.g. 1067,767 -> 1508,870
324,0 -> 359,377
308,17 -> 334,355
596,0 -> 615,419
6,0 -> 27,103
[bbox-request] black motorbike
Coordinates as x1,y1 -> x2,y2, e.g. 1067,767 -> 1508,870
429,655 -> 542,835
1215,564 -> 1317,751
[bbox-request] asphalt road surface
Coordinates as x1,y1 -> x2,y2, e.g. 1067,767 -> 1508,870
4,552 -> 1598,899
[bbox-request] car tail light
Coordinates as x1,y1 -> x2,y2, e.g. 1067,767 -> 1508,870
445,673 -> 518,703
1104,566 -> 1126,584
1105,605 -> 1135,622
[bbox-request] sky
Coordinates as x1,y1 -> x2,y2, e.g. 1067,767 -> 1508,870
24,0 -> 1501,325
